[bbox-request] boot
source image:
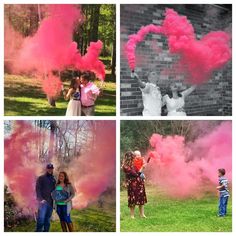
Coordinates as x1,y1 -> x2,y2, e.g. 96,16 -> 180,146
60,221 -> 68,232
67,222 -> 74,232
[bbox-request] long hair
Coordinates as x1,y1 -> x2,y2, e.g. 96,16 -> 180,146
57,171 -> 71,186
166,81 -> 183,98
122,151 -> 135,168
69,78 -> 77,90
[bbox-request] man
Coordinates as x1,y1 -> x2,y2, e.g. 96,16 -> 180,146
131,71 -> 162,116
35,163 -> 56,232
80,71 -> 100,116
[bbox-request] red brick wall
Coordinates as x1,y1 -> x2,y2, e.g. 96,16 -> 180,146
120,4 -> 232,116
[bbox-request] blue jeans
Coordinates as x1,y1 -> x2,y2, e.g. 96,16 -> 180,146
218,196 -> 229,216
56,204 -> 72,223
36,201 -> 53,232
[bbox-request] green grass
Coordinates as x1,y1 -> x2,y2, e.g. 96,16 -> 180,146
4,74 -> 116,116
120,185 -> 232,232
5,204 -> 116,232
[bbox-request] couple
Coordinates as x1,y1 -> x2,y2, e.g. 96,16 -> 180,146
35,163 -> 75,232
131,72 -> 196,116
64,70 -> 100,116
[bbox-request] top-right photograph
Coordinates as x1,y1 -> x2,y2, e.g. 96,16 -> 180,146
120,4 -> 232,116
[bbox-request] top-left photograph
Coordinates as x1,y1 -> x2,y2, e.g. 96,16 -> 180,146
4,4 -> 116,116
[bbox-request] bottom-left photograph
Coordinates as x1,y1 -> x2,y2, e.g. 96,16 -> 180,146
4,120 -> 116,232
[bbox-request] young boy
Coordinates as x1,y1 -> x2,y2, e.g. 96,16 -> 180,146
216,168 -> 230,217
133,150 -> 146,180
131,71 -> 162,116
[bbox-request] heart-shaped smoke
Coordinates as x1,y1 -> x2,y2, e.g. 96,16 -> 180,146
125,8 -> 231,84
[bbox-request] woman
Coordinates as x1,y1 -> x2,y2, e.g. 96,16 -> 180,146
122,151 -> 147,219
64,72 -> 81,116
53,171 -> 75,232
163,82 -> 196,116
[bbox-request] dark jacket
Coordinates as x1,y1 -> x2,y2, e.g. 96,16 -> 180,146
36,173 -> 56,206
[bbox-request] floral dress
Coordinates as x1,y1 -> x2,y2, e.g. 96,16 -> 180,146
123,165 -> 147,207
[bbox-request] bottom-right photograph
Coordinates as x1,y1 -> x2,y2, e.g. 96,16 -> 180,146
120,120 -> 232,232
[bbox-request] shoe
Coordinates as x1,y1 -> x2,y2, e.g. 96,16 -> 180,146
218,214 -> 225,217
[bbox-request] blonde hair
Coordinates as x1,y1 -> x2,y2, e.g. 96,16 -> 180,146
134,150 -> 141,157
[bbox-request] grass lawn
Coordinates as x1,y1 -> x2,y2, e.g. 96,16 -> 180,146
5,203 -> 116,232
4,74 -> 116,116
120,185 -> 232,232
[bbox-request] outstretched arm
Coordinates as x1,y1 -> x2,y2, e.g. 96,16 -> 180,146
131,72 -> 146,89
181,85 -> 196,98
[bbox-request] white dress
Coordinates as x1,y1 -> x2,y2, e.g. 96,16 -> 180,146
163,94 -> 186,116
66,88 -> 81,116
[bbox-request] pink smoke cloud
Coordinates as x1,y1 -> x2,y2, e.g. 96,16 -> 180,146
42,74 -> 63,97
70,121 -> 116,209
4,121 -> 42,213
125,8 -> 231,84
147,121 -> 232,197
5,4 -> 106,97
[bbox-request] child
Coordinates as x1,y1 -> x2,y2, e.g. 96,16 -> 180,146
133,150 -> 146,180
131,71 -> 162,116
216,168 -> 230,217
80,71 -> 100,116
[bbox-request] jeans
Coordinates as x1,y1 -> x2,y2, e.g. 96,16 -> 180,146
35,201 -> 53,232
218,196 -> 229,216
56,204 -> 72,223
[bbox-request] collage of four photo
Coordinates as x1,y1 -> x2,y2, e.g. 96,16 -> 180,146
2,1 -> 233,233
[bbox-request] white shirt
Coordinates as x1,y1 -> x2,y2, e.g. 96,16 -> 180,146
140,82 -> 162,116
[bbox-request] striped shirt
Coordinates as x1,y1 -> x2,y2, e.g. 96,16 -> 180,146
218,176 -> 230,197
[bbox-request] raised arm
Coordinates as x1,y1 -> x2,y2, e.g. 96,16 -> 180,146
181,85 -> 196,98
64,88 -> 74,100
131,72 -> 146,89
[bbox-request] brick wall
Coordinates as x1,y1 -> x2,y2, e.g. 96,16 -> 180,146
120,4 -> 232,116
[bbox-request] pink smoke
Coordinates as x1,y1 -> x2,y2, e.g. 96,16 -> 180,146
74,40 -> 106,80
147,121 -> 232,197
42,74 -> 63,97
4,121 -> 42,213
70,121 -> 116,209
5,4 -> 106,97
125,8 -> 231,84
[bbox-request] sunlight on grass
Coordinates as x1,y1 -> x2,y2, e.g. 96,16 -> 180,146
120,185 -> 232,232
4,74 -> 116,116
5,204 -> 116,232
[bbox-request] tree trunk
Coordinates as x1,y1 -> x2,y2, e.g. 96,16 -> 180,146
111,29 -> 116,76
90,5 -> 100,42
